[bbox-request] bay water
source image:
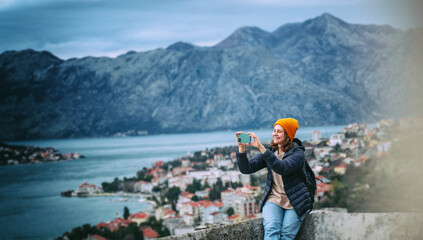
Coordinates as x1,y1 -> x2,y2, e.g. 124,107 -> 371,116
0,125 -> 344,239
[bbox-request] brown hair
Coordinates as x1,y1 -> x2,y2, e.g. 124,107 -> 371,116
270,128 -> 294,153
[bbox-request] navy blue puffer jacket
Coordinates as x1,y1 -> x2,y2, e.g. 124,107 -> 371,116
236,138 -> 312,218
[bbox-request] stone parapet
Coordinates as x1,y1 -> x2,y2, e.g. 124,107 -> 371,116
159,212 -> 423,240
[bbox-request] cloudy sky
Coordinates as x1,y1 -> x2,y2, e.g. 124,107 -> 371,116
0,0 -> 421,59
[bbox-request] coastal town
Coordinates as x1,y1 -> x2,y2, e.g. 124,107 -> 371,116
57,118 -> 420,240
0,142 -> 84,165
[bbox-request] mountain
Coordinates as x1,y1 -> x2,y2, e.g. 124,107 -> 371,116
1,13 -> 422,140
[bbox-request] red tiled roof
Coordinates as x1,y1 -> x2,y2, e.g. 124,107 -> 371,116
317,183 -> 331,193
197,200 -> 223,208
96,222 -> 109,229
141,227 -> 159,238
91,234 -> 106,240
198,200 -> 214,208
222,189 -> 234,193
228,214 -> 239,220
355,155 -> 368,162
129,212 -> 148,219
186,201 -> 199,207
335,163 -> 346,168
210,211 -> 220,216
79,182 -> 99,189
164,209 -> 176,215
115,217 -> 132,224
180,191 -> 194,198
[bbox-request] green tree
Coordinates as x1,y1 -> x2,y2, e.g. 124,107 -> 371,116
334,143 -> 341,153
123,206 -> 130,220
166,186 -> 181,203
124,222 -> 144,240
186,178 -> 202,193
152,186 -> 161,193
101,177 -> 121,192
208,186 -> 221,201
140,217 -> 170,237
250,175 -> 259,186
203,180 -> 211,190
216,178 -> 224,191
226,207 -> 235,217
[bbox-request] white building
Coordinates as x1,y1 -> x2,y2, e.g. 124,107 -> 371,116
329,133 -> 345,147
220,171 -> 240,183
78,182 -> 102,194
240,174 -> 251,186
168,175 -> 191,191
217,159 -> 233,169
195,190 -> 210,198
207,211 -> 226,225
177,192 -> 195,209
181,159 -> 190,167
197,200 -> 223,224
134,181 -> 154,193
221,190 -> 255,218
314,147 -> 332,158
180,201 -> 199,217
187,170 -> 215,185
312,130 -> 322,143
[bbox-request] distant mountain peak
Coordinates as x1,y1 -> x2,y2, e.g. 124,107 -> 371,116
313,13 -> 346,24
1,49 -> 62,61
300,12 -> 350,35
167,41 -> 196,51
214,26 -> 272,49
319,13 -> 340,20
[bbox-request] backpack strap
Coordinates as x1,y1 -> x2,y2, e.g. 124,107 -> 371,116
315,177 -> 327,184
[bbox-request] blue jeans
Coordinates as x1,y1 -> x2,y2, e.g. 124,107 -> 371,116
262,202 -> 306,240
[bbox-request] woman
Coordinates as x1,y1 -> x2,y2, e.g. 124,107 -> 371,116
235,118 -> 312,240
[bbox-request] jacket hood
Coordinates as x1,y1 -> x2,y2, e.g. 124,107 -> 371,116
292,138 -> 305,151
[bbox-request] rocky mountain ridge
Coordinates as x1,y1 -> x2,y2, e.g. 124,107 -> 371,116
1,13 -> 422,140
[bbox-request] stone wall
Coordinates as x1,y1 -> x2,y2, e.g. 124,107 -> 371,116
159,212 -> 423,240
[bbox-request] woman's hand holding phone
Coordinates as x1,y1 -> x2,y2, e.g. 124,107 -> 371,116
235,132 -> 246,153
236,132 -> 266,154
247,132 -> 267,154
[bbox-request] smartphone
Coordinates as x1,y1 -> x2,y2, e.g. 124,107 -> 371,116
238,133 -> 251,144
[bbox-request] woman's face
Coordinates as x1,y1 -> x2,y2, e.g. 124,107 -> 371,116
273,125 -> 286,144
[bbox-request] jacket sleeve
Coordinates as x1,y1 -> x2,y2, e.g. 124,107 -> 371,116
236,151 -> 267,174
263,148 -> 304,176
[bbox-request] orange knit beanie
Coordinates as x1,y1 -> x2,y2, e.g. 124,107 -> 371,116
274,118 -> 299,141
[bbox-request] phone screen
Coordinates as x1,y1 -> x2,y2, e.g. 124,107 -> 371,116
238,133 -> 251,144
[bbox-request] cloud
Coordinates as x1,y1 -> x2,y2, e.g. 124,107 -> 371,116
0,0 -> 420,59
